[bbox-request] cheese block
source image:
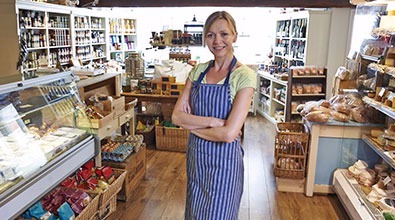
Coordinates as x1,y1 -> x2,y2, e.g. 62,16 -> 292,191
371,128 -> 383,138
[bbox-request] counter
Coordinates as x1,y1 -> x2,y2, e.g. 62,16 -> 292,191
305,120 -> 382,197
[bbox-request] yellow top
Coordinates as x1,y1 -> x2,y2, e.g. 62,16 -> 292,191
188,61 -> 257,102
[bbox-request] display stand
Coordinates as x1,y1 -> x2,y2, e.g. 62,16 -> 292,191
305,120 -> 382,197
0,72 -> 96,219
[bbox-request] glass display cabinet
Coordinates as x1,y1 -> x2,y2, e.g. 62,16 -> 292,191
332,2 -> 395,220
0,71 -> 96,219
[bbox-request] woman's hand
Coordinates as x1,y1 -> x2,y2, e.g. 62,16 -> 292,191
210,118 -> 225,128
182,101 -> 191,114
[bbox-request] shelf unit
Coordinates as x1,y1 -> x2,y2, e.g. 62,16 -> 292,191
273,10 -> 331,70
286,68 -> 327,122
108,17 -> 138,62
70,10 -> 107,65
15,1 -> 138,79
16,2 -> 73,79
256,71 -> 288,123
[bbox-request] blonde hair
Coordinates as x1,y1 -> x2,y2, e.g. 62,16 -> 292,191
203,11 -> 237,45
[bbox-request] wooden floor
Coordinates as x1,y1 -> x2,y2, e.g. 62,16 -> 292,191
108,115 -> 350,220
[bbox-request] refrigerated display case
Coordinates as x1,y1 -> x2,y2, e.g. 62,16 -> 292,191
332,2 -> 395,219
0,71 -> 96,219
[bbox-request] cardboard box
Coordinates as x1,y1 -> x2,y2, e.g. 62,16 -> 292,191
332,78 -> 357,95
102,96 -> 126,117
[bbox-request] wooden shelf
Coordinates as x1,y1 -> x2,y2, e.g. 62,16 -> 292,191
255,71 -> 288,124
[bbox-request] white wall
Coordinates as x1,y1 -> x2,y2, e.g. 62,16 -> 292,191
128,7 -> 280,65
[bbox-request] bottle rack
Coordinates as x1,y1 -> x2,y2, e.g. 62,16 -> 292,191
16,1 -> 139,78
108,17 -> 137,62
18,7 -> 72,78
71,12 -> 107,65
273,10 -> 331,72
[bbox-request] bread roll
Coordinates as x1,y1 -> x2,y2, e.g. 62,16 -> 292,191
331,110 -> 349,122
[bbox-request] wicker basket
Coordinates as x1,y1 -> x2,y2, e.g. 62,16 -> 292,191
75,193 -> 100,220
273,122 -> 309,179
155,124 -> 189,152
98,168 -> 127,219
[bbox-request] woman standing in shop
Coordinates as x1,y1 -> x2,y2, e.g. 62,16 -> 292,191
172,11 -> 256,219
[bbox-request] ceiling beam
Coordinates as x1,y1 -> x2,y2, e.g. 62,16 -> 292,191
78,0 -> 354,8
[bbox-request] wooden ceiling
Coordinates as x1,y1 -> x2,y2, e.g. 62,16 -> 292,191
78,0 -> 354,8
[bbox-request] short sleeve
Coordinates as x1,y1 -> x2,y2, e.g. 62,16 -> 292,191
232,65 -> 257,92
188,62 -> 210,82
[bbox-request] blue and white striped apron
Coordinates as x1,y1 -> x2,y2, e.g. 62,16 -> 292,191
185,57 -> 244,220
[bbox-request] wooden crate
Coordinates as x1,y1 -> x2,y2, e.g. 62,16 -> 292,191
102,145 -> 146,202
276,177 -> 305,193
332,77 -> 357,95
77,111 -> 114,129
155,124 -> 189,152
102,96 -> 126,117
273,122 -> 309,179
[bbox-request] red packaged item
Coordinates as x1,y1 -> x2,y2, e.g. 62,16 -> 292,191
70,200 -> 84,214
76,168 -> 92,182
86,177 -> 98,190
102,166 -> 114,183
60,177 -> 76,188
82,159 -> 95,171
77,182 -> 90,190
94,167 -> 104,179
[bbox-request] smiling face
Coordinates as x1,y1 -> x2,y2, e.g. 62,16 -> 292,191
205,19 -> 237,59
203,11 -> 238,60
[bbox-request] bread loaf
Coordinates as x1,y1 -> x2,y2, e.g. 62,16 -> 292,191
351,106 -> 368,123
331,110 -> 349,122
305,111 -> 330,123
332,103 -> 351,115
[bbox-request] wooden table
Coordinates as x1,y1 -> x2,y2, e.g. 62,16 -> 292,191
121,92 -> 179,103
121,92 -> 179,120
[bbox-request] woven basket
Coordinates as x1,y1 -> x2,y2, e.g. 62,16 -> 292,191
273,122 -> 309,179
98,168 -> 127,219
155,124 -> 189,152
75,193 -> 100,220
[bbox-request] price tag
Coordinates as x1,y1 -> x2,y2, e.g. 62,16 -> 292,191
383,176 -> 392,186
378,87 -> 386,97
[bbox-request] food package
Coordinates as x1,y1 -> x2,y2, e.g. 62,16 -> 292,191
57,202 -> 75,220
335,66 -> 351,80
305,111 -> 330,123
